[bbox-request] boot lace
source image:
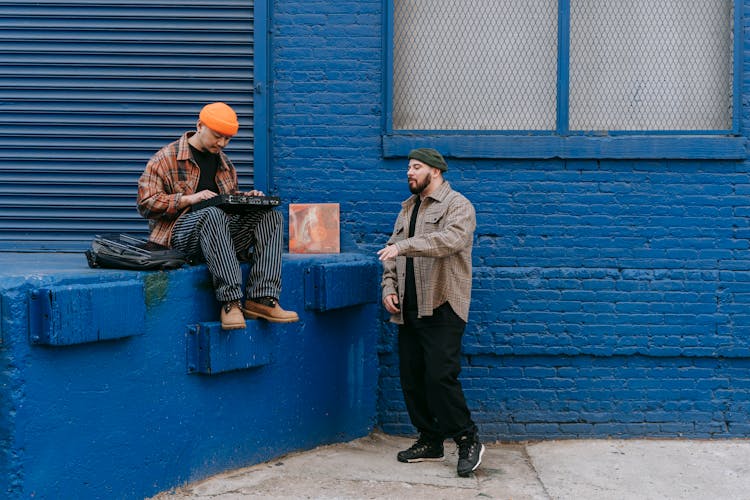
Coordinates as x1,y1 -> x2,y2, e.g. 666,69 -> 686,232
223,300 -> 241,313
457,437 -> 475,459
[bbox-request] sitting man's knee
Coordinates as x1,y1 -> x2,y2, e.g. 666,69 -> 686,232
264,209 -> 283,224
202,206 -> 231,226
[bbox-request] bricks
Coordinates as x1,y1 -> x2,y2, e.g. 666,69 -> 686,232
272,0 -> 750,440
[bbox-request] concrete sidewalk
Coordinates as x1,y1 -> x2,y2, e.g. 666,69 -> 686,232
151,432 -> 750,499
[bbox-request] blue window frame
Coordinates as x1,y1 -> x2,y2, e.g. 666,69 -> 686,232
383,0 -> 746,160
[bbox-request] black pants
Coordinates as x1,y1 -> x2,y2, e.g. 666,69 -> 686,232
398,302 -> 477,442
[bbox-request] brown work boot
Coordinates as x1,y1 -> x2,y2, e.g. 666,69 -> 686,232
242,297 -> 299,323
220,300 -> 246,330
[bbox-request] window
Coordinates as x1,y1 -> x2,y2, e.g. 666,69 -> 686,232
569,1 -> 733,131
393,0 -> 558,131
385,0 -> 744,159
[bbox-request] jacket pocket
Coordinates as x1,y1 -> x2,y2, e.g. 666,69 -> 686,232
423,206 -> 447,232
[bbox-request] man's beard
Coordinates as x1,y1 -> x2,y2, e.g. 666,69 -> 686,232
408,175 -> 430,194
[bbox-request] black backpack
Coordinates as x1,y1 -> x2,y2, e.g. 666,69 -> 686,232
85,233 -> 189,271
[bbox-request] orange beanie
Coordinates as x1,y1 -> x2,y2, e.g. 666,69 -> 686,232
199,102 -> 239,136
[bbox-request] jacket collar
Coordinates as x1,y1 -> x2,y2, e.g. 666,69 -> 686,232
177,131 -> 231,170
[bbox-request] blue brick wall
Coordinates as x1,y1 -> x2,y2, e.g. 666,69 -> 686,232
272,1 -> 750,439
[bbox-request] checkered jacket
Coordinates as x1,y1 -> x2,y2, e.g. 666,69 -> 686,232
381,181 -> 476,323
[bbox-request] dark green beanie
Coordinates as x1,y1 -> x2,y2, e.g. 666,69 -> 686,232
408,148 -> 448,172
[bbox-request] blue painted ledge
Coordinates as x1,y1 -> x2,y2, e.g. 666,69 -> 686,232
0,252 -> 380,499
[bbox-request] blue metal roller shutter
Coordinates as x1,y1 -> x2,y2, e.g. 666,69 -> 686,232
0,0 -> 256,251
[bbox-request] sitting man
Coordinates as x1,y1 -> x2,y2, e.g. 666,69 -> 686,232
137,101 -> 298,329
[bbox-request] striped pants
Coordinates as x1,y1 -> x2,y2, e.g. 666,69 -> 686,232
170,207 -> 283,303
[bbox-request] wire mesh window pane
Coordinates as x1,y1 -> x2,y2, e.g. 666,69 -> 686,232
392,0 -> 558,131
569,0 -> 734,131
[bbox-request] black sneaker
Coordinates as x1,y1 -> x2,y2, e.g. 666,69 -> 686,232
456,434 -> 485,477
397,437 -> 444,463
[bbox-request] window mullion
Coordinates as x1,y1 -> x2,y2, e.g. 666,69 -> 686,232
557,0 -> 570,135
732,0 -> 742,134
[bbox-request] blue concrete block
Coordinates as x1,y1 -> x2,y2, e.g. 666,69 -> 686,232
186,321 -> 272,374
304,260 -> 378,311
28,281 -> 144,345
1,253 -> 379,498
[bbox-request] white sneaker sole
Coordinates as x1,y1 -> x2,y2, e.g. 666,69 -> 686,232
457,444 -> 485,477
472,444 -> 485,471
400,456 -> 445,463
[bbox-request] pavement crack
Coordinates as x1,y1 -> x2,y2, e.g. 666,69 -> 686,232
522,444 -> 553,499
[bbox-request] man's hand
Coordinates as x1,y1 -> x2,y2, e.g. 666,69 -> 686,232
183,190 -> 217,207
243,189 -> 265,197
377,245 -> 399,261
383,293 -> 401,314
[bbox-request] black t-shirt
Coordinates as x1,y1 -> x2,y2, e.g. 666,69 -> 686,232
190,144 -> 220,193
403,197 -> 421,311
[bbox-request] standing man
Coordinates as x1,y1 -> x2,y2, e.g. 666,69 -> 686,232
378,148 -> 484,477
137,102 -> 298,330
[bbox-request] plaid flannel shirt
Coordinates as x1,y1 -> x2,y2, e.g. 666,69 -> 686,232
381,181 -> 476,324
136,131 -> 240,247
